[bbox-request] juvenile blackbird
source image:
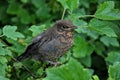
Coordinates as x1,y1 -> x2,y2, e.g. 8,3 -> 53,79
17,20 -> 77,65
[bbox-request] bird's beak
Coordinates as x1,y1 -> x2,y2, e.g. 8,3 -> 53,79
72,26 -> 77,29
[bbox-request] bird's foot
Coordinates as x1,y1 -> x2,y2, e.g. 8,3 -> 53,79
46,60 -> 61,66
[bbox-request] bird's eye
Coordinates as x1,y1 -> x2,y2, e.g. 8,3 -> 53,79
62,25 -> 69,29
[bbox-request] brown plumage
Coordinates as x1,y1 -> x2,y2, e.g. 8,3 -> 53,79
17,20 -> 77,65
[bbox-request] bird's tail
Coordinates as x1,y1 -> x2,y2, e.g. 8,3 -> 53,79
17,52 -> 29,61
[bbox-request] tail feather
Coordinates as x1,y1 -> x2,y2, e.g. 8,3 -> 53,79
17,52 -> 29,61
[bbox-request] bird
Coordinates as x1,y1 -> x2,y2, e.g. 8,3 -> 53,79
17,20 -> 77,65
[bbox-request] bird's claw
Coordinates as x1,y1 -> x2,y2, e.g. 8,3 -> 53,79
47,60 -> 61,66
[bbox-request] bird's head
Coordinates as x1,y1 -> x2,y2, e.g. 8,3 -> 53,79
54,20 -> 77,32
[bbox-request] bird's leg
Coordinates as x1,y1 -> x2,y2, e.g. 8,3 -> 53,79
46,60 -> 61,66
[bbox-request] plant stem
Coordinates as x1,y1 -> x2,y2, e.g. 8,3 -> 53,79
61,8 -> 66,20
12,57 -> 37,79
0,34 -> 5,37
79,15 -> 95,18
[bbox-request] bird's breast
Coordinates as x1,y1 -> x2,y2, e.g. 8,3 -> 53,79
58,32 -> 73,44
56,32 -> 73,54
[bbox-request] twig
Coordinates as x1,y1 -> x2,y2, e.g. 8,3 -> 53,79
11,57 -> 37,79
61,8 -> 66,20
0,34 -> 5,37
79,15 -> 95,18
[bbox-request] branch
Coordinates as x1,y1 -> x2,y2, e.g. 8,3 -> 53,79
0,34 -> 5,37
79,15 -> 95,18
61,8 -> 66,20
11,57 -> 37,79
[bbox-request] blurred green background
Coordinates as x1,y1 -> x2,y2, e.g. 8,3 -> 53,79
0,0 -> 120,80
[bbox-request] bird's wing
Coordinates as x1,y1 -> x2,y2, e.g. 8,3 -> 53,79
40,39 -> 59,53
25,33 -> 50,54
17,32 -> 50,61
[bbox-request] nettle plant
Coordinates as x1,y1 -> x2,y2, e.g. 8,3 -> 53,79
0,0 -> 120,80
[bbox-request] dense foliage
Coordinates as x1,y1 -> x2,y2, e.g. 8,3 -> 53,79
0,0 -> 120,80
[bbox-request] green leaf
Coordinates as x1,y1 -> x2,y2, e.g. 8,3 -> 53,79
32,0 -> 44,8
13,62 -> 23,69
89,18 -> 117,37
76,27 -> 99,39
29,25 -> 46,37
6,38 -> 25,54
106,51 -> 120,65
93,41 -> 105,57
7,2 -> 20,15
3,25 -> 24,40
74,20 -> 87,28
59,51 -> 72,63
66,0 -> 79,12
0,64 -> 6,76
0,76 -> 9,80
0,29 -> 2,35
95,1 -> 120,20
0,42 -> 5,47
36,7 -> 50,20
43,58 -> 93,80
57,0 -> 68,9
79,55 -> 92,67
100,36 -> 119,47
93,75 -> 100,80
108,62 -> 120,80
73,36 -> 93,58
0,56 -> 8,64
17,8 -> 35,24
37,68 -> 44,76
68,14 -> 99,39
57,0 -> 79,12
0,47 -> 12,56
79,0 -> 90,8
32,0 -> 50,20
21,0 -> 28,3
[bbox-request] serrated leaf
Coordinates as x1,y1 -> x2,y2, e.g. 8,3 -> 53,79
108,62 -> 120,80
0,42 -> 5,47
57,0 -> 79,12
68,14 -> 99,39
106,51 -> 120,65
100,36 -> 119,47
93,75 -> 100,80
3,25 -> 24,40
79,55 -> 92,67
37,68 -> 44,76
29,25 -> 46,37
6,38 -> 25,54
17,8 -> 35,24
73,36 -> 93,58
7,2 -> 20,15
31,0 -> 50,20
89,18 -> 117,37
32,0 -> 44,8
76,27 -> 99,39
66,0 -> 79,12
74,20 -> 87,28
0,63 -> 7,76
0,56 -> 8,64
13,62 -> 23,68
0,76 -> 9,80
57,0 -> 69,9
74,19 -> 98,39
0,47 -> 12,56
43,58 -> 93,80
21,0 -> 28,3
0,29 -> 2,35
93,41 -> 105,57
95,1 -> 120,20
36,7 -> 50,20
